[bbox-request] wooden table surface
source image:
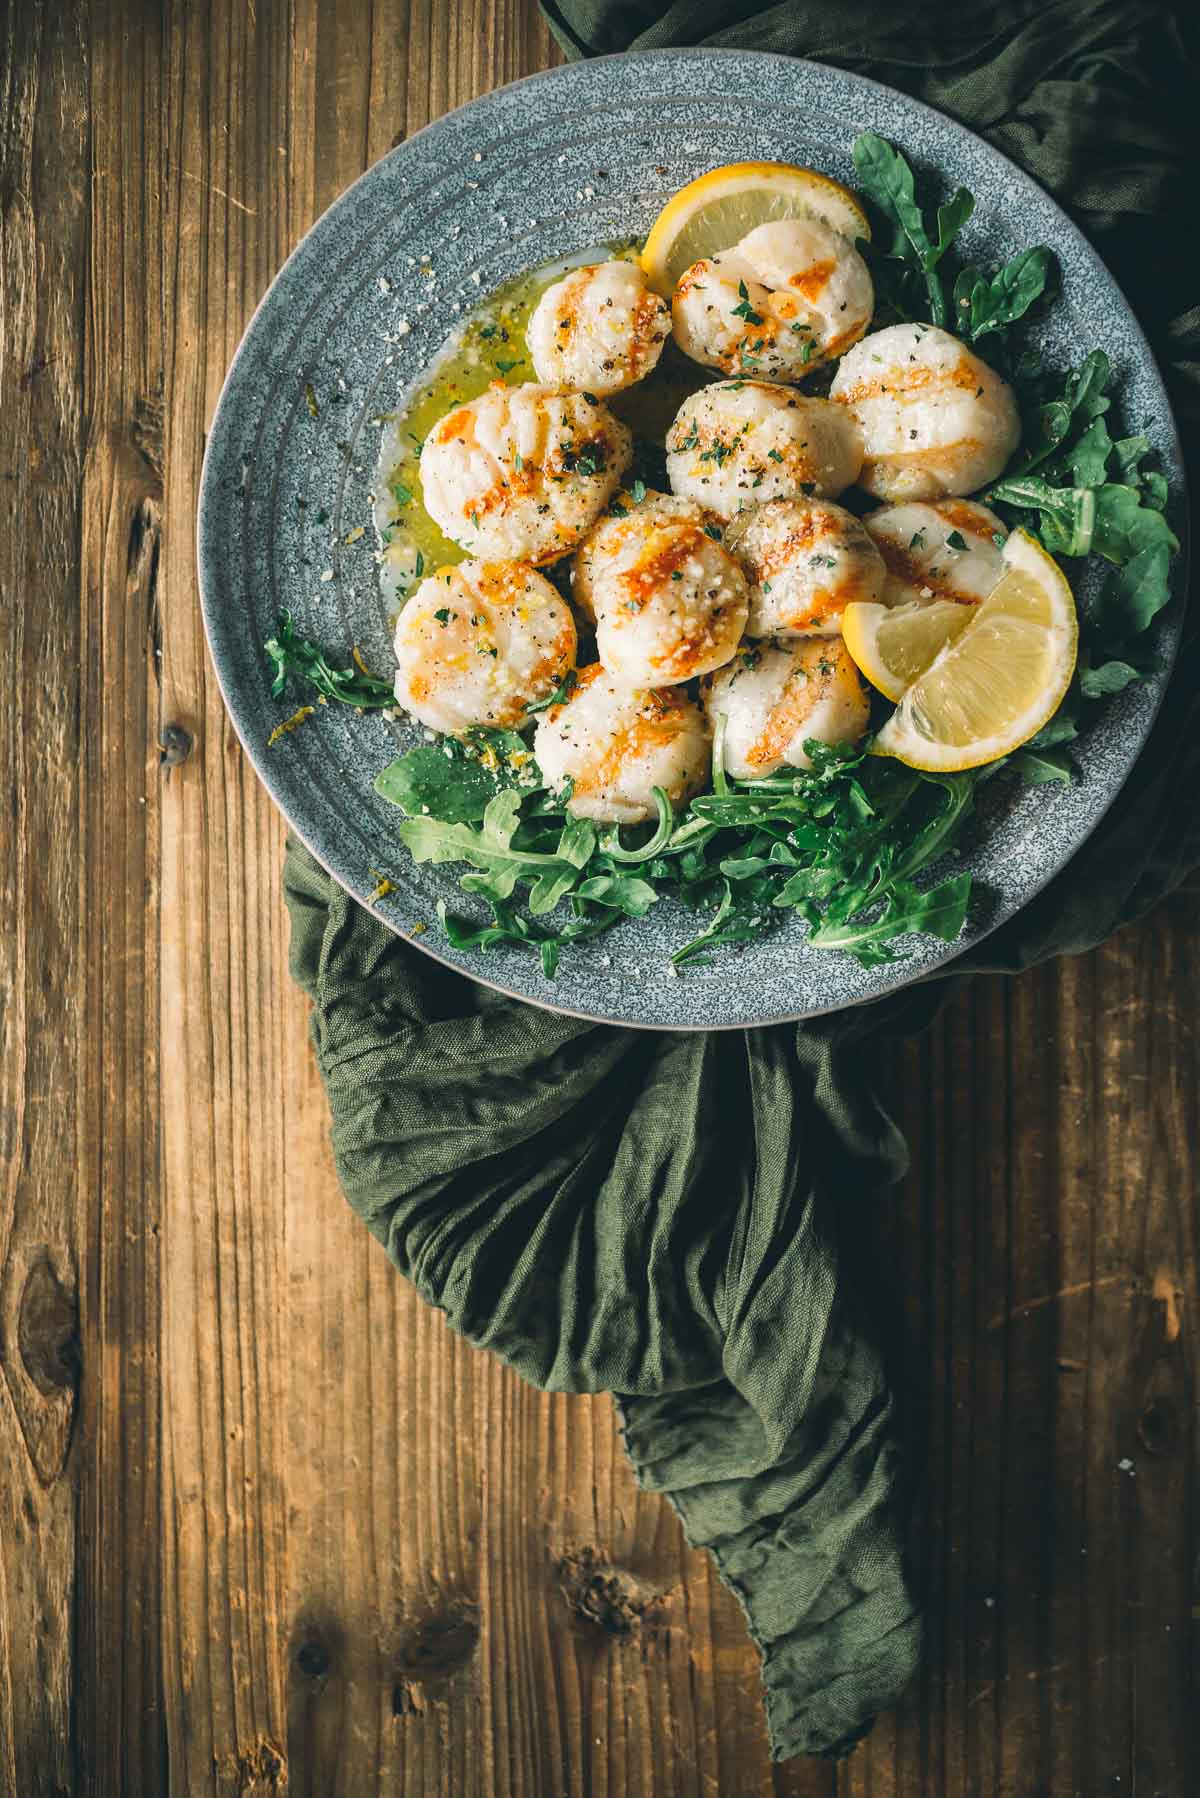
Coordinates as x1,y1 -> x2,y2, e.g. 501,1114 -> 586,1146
2,3 -> 1197,1793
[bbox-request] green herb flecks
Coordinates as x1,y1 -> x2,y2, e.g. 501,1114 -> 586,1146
732,280 -> 765,326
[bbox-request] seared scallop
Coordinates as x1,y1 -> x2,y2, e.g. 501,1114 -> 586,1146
571,489 -> 747,686
392,561 -> 576,735
703,638 -> 870,780
673,217 -> 873,381
666,381 -> 863,520
527,261 -> 670,396
829,324 -> 1019,501
573,489 -> 706,622
725,497 -> 886,638
864,498 -> 1008,606
420,382 -> 631,563
533,663 -> 710,824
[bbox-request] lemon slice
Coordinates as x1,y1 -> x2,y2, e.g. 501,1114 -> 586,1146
871,530 -> 1078,772
641,162 -> 870,297
842,599 -> 976,703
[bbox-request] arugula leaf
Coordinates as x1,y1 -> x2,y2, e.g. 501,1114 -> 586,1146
599,788 -> 674,863
528,867 -> 579,916
1009,747 -> 1074,785
1019,349 -> 1112,475
376,744 -> 507,824
935,189 -> 975,260
1026,706 -> 1080,750
554,815 -> 597,869
575,874 -> 659,916
807,872 -> 972,960
952,247 -> 1051,341
989,466 -> 1178,640
1068,417 -> 1113,487
852,133 -> 956,325
264,610 -> 395,708
1079,657 -> 1141,699
399,789 -> 527,894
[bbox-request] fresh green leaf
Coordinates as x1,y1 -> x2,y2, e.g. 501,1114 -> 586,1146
1009,746 -> 1074,785
1068,417 -> 1113,487
935,189 -> 974,261
528,867 -> 580,916
956,247 -> 1051,340
554,815 -> 597,869
264,611 -> 395,708
852,133 -> 947,324
1027,705 -> 1080,750
599,788 -> 674,864
1080,658 -> 1141,699
1021,349 -> 1112,475
852,133 -> 933,266
575,873 -> 658,916
808,872 -> 972,960
377,745 -> 506,823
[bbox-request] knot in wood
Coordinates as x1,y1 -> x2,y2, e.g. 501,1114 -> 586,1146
160,722 -> 194,766
295,1637 -> 331,1680
558,1547 -> 663,1639
395,1606 -> 480,1682
18,1252 -> 81,1396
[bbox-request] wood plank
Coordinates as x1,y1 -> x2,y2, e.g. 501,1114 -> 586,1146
843,913 -> 1200,1798
152,0 -> 298,1781
0,7 -> 91,1794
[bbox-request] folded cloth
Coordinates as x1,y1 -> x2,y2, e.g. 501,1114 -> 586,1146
283,0 -> 1197,1761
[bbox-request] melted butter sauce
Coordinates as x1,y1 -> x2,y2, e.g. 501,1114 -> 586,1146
371,244 -> 712,617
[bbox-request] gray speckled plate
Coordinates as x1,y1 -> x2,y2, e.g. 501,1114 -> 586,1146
198,49 -> 1185,1031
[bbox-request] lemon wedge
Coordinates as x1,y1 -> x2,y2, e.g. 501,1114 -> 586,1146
640,162 -> 870,297
842,599 -> 976,703
868,529 -> 1078,772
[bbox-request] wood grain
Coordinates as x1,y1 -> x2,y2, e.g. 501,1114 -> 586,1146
0,2 -> 1195,1793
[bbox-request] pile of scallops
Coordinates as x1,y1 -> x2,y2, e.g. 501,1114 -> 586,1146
393,215 -> 1021,824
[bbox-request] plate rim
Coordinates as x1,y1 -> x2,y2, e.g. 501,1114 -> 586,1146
197,46 -> 1189,1033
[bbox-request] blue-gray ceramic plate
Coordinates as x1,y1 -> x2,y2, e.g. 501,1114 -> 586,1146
198,49 -> 1185,1031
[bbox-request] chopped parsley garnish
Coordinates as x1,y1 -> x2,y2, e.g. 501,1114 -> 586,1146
945,530 -> 969,551
731,280 -> 765,327
909,529 -> 926,549
495,357 -> 522,373
631,478 -> 647,503
390,481 -> 413,508
434,607 -> 451,625
560,443 -> 606,476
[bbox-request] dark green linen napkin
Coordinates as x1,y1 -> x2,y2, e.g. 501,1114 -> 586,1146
283,1 -> 1197,1762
